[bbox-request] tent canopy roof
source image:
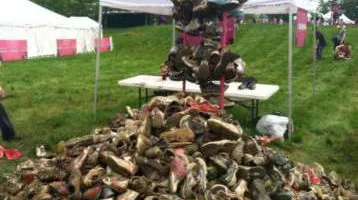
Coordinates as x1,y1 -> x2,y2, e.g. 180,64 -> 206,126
242,0 -> 319,14
100,0 -> 173,15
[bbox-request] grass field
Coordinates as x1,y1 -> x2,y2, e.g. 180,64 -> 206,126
0,24 -> 357,184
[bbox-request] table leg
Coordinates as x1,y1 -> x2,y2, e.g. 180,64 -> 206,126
138,88 -> 142,108
251,100 -> 255,122
255,100 -> 259,120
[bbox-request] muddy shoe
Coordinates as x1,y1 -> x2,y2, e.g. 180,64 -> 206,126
195,157 -> 208,193
243,137 -> 260,155
209,152 -> 231,169
49,181 -> 70,196
250,179 -> 271,200
160,128 -> 195,143
232,179 -> 248,199
201,140 -> 237,157
231,139 -> 245,164
36,167 -> 67,182
237,165 -> 266,180
129,176 -> 151,194
106,155 -> 137,176
180,164 -> 198,199
207,118 -> 243,140
103,176 -> 129,193
298,191 -> 317,200
220,160 -> 238,187
83,166 -> 106,187
136,156 -> 170,176
179,115 -> 207,135
68,169 -> 82,200
136,134 -> 152,155
82,184 -> 102,200
116,189 -> 140,200
206,184 -> 230,200
36,145 -> 54,158
144,146 -> 164,159
151,107 -> 165,129
101,187 -> 115,198
71,147 -> 91,170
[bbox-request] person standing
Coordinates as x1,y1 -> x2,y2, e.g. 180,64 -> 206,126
0,86 -> 21,141
315,30 -> 327,60
332,25 -> 346,49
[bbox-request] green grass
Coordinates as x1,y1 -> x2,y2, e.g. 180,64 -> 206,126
0,24 -> 357,184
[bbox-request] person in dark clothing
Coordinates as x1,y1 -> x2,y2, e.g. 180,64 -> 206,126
315,30 -> 327,60
0,86 -> 21,141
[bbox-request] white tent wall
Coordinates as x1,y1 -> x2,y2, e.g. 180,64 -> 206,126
0,0 -> 99,58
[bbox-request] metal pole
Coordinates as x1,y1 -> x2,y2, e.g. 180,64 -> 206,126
288,8 -> 293,139
172,19 -> 176,46
312,13 -> 317,105
94,5 -> 103,122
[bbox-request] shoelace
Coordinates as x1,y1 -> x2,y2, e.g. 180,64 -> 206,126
0,145 -> 22,160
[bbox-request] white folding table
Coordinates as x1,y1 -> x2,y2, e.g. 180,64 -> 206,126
118,75 -> 280,120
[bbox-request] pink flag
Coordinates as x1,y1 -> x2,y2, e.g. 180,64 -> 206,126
296,8 -> 308,47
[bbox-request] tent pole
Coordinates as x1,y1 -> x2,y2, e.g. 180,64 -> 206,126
94,5 -> 103,123
288,8 -> 293,140
172,19 -> 176,46
312,13 -> 317,105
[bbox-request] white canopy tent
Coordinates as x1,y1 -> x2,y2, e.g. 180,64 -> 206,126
322,11 -> 355,24
0,0 -> 100,58
242,0 -> 319,138
94,0 -> 174,120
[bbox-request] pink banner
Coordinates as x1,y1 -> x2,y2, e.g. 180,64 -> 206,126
0,40 -> 27,62
181,32 -> 204,46
57,39 -> 77,56
296,8 -> 308,47
95,37 -> 113,52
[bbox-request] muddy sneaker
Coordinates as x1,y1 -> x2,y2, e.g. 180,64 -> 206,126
231,139 -> 245,164
232,179 -> 248,199
68,169 -> 82,200
209,152 -> 231,169
151,107 -> 165,129
82,184 -> 102,200
180,163 -> 198,199
201,139 -> 237,157
297,191 -> 317,200
49,181 -> 70,196
250,178 -> 271,200
160,128 -> 195,143
237,165 -> 266,180
273,187 -> 295,200
105,155 -> 137,176
144,146 -> 164,159
207,118 -> 243,140
220,160 -> 239,187
83,166 -> 106,187
116,190 -> 140,200
102,176 -> 129,193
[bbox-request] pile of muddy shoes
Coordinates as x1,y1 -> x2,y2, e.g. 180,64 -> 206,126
0,94 -> 357,200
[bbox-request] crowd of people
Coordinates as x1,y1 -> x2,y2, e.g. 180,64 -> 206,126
315,25 -> 352,60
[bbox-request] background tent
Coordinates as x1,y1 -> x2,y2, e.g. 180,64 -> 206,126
0,0 -> 99,58
242,0 -> 319,137
322,11 -> 355,24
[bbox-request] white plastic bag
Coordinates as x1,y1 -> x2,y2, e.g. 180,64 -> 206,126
256,115 -> 289,138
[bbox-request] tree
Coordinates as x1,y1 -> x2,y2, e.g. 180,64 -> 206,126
341,0 -> 358,20
31,0 -> 98,19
